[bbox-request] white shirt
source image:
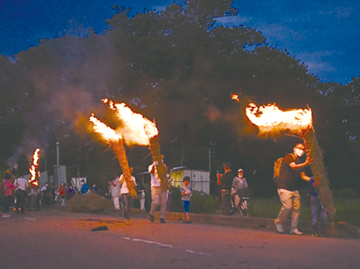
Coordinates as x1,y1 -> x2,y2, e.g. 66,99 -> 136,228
120,175 -> 136,194
148,164 -> 161,187
15,177 -> 28,191
111,177 -> 121,197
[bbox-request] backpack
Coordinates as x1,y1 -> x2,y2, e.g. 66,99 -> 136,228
273,157 -> 284,183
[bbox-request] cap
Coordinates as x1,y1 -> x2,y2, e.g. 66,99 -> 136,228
238,169 -> 243,172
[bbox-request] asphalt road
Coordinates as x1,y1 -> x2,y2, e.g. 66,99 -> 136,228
1,209 -> 359,269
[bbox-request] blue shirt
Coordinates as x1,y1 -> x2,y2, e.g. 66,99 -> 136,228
309,178 -> 318,197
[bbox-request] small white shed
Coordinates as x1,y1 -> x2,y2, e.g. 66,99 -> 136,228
170,167 -> 210,195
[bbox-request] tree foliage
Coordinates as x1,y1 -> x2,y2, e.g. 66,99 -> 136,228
0,0 -> 359,195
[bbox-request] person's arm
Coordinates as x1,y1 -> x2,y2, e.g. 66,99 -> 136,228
313,175 -> 321,187
289,155 -> 312,170
300,172 -> 312,181
217,173 -> 222,185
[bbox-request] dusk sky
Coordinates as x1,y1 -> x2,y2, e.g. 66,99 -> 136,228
1,0 -> 359,85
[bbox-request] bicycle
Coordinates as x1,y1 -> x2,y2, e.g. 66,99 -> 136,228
230,192 -> 250,217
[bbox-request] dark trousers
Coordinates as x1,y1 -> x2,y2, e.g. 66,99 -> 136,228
221,189 -> 231,215
3,196 -> 11,214
16,189 -> 26,213
121,193 -> 130,219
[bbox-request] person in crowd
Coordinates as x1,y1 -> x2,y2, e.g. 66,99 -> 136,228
66,185 -> 76,200
14,174 -> 28,214
109,174 -> 121,210
80,179 -> 89,194
148,157 -> 168,223
307,175 -> 327,237
57,182 -> 67,206
166,173 -> 173,212
181,176 -> 193,223
40,183 -> 50,205
274,143 -> 312,235
217,162 -> 234,215
120,167 -> 137,220
2,173 -> 15,218
231,168 -> 249,215
92,183 -> 98,194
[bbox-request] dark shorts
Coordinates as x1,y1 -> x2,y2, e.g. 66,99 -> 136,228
182,200 -> 190,213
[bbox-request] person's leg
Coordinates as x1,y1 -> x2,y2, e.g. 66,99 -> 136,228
159,190 -> 167,220
310,196 -> 319,234
113,196 -> 120,210
319,202 -> 327,235
291,190 -> 301,231
19,191 -> 26,214
122,194 -> 129,219
149,186 -> 159,221
3,196 -> 10,214
275,189 -> 292,225
15,190 -> 20,213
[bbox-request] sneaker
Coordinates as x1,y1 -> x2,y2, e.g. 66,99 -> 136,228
2,214 -> 11,218
274,221 -> 284,233
160,218 -> 166,223
311,232 -> 319,237
149,214 -> 155,222
290,228 -> 303,235
183,220 -> 192,224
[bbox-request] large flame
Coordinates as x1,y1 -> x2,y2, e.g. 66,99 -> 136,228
102,99 -> 158,145
245,102 -> 312,135
29,148 -> 40,187
89,114 -> 122,142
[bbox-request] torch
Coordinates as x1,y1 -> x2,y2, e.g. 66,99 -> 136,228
149,135 -> 169,191
29,148 -> 40,187
89,115 -> 137,197
245,102 -> 336,217
101,99 -> 168,190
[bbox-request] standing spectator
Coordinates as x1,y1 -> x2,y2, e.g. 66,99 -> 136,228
57,182 -> 67,206
166,174 -> 173,212
274,143 -> 312,235
148,158 -> 168,223
109,174 -> 121,210
231,168 -> 249,215
2,173 -> 15,218
92,184 -> 98,194
120,168 -> 137,220
181,176 -> 193,223
66,185 -> 76,200
14,174 -> 28,214
308,176 -> 327,236
40,183 -> 50,205
80,179 -> 89,194
217,162 -> 234,215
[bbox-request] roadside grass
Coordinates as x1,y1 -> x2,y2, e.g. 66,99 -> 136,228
249,196 -> 360,227
168,187 -> 360,226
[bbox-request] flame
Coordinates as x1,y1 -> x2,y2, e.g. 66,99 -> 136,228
102,99 -> 158,145
89,114 -> 122,142
245,102 -> 312,134
231,94 -> 240,102
29,148 -> 40,187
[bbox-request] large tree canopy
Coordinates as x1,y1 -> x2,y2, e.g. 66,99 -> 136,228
0,0 -> 359,195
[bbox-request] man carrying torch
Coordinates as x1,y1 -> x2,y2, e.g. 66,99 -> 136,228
274,143 -> 313,235
148,156 -> 168,223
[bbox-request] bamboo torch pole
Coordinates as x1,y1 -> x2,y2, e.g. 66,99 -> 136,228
109,138 -> 137,197
303,129 -> 336,218
148,135 -> 169,192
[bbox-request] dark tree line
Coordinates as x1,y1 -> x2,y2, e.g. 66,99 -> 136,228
0,0 -> 359,195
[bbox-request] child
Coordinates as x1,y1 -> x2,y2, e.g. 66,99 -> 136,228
309,176 -> 327,236
181,176 -> 192,224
